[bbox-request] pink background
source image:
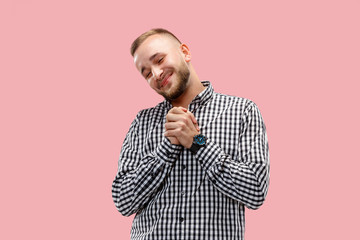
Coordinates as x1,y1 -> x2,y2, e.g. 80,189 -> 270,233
1,0 -> 359,239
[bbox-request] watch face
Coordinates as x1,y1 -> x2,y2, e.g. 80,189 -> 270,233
194,135 -> 206,145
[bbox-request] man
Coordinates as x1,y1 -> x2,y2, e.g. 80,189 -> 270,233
112,28 -> 270,240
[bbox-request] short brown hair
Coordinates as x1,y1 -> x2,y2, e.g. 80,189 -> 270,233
130,28 -> 182,56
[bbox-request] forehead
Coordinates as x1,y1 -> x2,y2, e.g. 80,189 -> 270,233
133,34 -> 179,69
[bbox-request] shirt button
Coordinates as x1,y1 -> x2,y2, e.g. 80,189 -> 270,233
182,164 -> 186,170
181,191 -> 186,196
180,217 -> 184,223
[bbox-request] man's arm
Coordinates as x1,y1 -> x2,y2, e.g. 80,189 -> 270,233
196,102 -> 270,209
111,112 -> 182,216
165,103 -> 270,209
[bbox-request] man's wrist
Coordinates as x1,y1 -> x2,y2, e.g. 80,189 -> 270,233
189,134 -> 207,154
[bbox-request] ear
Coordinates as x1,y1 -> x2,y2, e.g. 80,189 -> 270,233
180,44 -> 191,62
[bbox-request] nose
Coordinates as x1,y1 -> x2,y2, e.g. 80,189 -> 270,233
152,67 -> 163,81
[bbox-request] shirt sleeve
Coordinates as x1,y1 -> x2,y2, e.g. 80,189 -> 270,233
195,102 -> 270,210
112,112 -> 183,216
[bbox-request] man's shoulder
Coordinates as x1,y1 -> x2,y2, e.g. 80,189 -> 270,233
213,91 -> 256,109
134,101 -> 167,120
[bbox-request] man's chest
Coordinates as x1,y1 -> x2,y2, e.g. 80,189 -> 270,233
139,106 -> 242,161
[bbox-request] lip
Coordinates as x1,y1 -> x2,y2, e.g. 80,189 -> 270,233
160,73 -> 172,88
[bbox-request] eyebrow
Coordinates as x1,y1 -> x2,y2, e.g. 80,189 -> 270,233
141,53 -> 160,75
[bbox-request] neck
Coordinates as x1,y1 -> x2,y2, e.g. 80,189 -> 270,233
171,68 -> 205,108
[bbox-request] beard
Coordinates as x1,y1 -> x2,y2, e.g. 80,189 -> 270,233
160,61 -> 190,101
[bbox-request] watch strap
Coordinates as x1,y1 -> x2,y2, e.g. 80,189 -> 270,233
190,142 -> 201,154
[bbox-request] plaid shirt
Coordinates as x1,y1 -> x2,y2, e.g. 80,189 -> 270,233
112,81 -> 270,240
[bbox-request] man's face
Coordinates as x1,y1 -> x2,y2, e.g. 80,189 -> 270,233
133,34 -> 190,101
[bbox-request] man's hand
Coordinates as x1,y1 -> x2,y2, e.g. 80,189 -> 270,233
164,107 -> 200,148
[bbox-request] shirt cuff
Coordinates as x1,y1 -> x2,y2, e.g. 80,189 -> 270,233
155,137 -> 183,165
194,138 -> 225,174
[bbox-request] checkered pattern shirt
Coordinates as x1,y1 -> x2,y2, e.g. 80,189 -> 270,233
112,81 -> 270,240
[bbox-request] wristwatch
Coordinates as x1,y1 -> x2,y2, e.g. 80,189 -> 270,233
189,134 -> 207,154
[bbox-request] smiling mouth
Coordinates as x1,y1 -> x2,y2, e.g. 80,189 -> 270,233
160,73 -> 172,88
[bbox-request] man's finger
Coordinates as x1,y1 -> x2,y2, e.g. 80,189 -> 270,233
164,122 -> 178,130
194,122 -> 200,132
164,129 -> 179,137
166,113 -> 187,122
186,111 -> 200,131
168,107 -> 187,114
